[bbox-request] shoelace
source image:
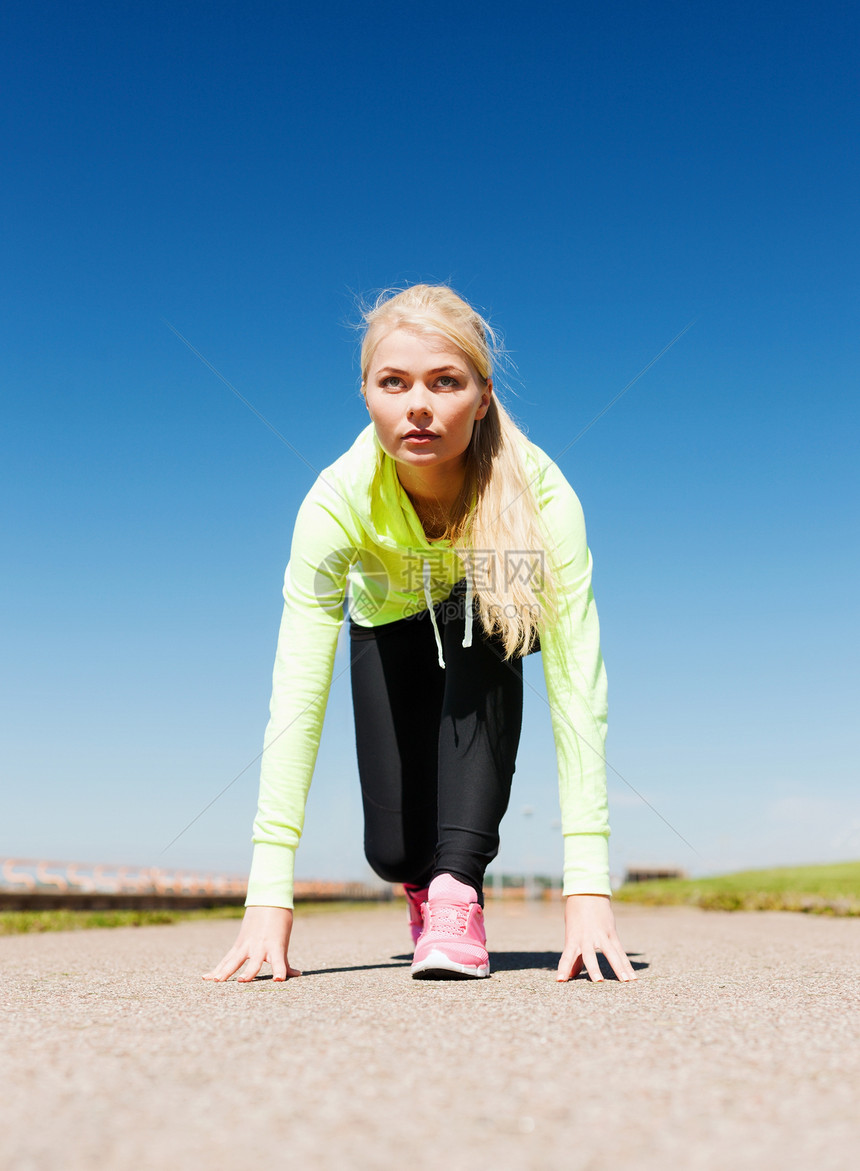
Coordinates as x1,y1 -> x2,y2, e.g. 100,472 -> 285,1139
425,900 -> 471,936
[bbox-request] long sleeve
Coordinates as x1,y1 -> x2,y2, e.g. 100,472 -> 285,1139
535,459 -> 611,896
245,476 -> 358,909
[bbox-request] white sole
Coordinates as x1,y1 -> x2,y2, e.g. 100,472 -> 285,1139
411,948 -> 490,979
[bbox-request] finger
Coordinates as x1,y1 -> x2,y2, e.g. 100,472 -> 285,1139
581,946 -> 604,983
271,953 -> 302,981
236,953 -> 266,983
598,930 -> 638,981
276,960 -> 306,978
604,940 -> 638,981
202,948 -> 249,982
556,948 -> 583,982
599,941 -> 636,981
202,960 -> 236,980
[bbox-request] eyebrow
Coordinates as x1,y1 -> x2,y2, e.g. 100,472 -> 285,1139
375,365 -> 467,377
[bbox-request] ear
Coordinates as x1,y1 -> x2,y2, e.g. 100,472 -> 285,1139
475,378 -> 493,421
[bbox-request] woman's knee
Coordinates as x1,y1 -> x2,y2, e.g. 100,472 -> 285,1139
364,840 -> 434,886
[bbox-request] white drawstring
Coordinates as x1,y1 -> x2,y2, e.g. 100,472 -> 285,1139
462,571 -> 473,648
422,560 -> 473,666
423,560 -> 446,669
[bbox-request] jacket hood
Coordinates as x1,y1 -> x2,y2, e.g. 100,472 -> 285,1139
336,423 -> 455,556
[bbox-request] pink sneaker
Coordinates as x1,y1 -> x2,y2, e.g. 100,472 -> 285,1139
403,883 -> 429,945
411,874 -> 490,979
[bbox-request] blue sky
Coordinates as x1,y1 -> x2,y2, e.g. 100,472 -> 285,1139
3,0 -> 858,885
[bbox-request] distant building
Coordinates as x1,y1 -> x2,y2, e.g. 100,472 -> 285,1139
623,865 -> 688,884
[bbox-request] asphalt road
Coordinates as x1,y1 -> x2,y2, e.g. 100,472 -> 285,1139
2,902 -> 858,1170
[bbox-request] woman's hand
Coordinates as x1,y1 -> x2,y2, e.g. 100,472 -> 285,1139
557,893 -> 637,983
202,905 -> 301,983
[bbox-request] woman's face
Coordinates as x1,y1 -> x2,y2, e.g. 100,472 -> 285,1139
364,328 -> 492,478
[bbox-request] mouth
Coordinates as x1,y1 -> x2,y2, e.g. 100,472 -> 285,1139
404,429 -> 438,440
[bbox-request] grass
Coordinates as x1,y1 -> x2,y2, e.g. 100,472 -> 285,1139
614,861 -> 860,916
7,863 -> 860,932
0,900 -> 390,936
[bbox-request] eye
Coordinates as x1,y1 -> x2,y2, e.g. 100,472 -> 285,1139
379,375 -> 405,389
436,375 -> 460,388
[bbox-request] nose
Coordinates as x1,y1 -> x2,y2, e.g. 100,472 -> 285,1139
405,384 -> 433,424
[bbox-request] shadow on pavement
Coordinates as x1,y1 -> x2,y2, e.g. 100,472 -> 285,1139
248,955 -> 648,980
490,951 -> 648,978
267,960 -> 413,977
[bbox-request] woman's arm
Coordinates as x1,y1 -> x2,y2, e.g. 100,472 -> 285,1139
245,477 -> 357,909
536,458 -> 611,893
202,471 -> 358,981
533,454 -> 636,982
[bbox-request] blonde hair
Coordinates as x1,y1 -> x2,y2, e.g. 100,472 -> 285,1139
360,284 -> 557,658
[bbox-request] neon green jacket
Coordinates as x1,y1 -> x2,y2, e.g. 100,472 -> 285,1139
246,423 -> 610,907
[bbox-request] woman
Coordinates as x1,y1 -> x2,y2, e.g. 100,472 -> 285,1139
203,284 -> 636,984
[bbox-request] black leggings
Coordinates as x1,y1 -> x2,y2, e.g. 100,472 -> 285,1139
349,581 -> 524,904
